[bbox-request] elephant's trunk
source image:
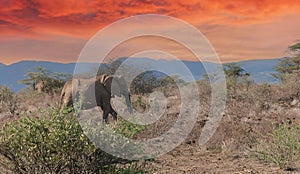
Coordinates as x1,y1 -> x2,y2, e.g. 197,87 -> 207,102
125,92 -> 133,113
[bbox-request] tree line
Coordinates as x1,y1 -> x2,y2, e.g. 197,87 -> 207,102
10,40 -> 300,95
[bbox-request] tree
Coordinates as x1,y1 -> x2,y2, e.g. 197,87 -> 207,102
223,63 -> 249,79
223,63 -> 250,96
157,75 -> 184,87
289,40 -> 300,55
273,40 -> 300,82
130,71 -> 159,94
18,66 -> 70,94
97,59 -> 131,76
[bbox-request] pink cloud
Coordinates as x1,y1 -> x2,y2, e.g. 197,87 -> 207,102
1,0 -> 300,64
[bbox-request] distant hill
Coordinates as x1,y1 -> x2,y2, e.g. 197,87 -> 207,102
0,61 -> 97,92
0,58 -> 282,92
236,58 -> 282,83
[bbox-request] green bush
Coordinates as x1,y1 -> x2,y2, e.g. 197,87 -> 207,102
114,117 -> 146,139
256,122 -> 300,169
0,107 -> 146,173
80,114 -> 148,161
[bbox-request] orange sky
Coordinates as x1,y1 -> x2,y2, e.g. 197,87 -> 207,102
1,0 -> 300,64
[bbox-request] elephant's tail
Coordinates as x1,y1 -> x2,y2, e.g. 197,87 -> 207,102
58,90 -> 65,110
59,80 -> 69,110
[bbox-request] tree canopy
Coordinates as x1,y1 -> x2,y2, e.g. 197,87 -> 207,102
274,40 -> 300,82
18,66 -> 70,93
223,63 -> 249,79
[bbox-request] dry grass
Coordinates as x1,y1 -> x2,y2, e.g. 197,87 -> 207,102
0,78 -> 300,173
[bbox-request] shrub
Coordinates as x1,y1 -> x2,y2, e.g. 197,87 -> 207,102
114,117 -> 147,139
279,72 -> 300,99
0,107 -> 146,173
0,86 -> 19,114
131,96 -> 148,112
256,122 -> 300,170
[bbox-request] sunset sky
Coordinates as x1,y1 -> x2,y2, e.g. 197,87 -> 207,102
1,0 -> 300,65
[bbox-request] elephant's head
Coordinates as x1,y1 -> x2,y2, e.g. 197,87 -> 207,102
99,74 -> 133,113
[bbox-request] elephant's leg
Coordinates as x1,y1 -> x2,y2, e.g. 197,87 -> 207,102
103,108 -> 109,124
96,100 -> 107,123
109,105 -> 118,121
102,101 -> 111,124
60,98 -> 74,114
66,98 -> 73,108
102,103 -> 118,124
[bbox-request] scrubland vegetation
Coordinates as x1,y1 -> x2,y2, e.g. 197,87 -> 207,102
0,41 -> 299,173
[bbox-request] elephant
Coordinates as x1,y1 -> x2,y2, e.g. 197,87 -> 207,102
34,79 -> 65,95
98,74 -> 133,113
59,74 -> 133,123
34,81 -> 45,93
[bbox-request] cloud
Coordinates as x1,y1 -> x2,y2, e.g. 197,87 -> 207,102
1,0 -> 300,64
203,14 -> 300,62
1,0 -> 299,38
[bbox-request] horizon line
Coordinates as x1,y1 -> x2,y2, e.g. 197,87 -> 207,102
0,57 -> 284,66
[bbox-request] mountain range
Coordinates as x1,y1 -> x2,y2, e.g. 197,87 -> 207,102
0,58 -> 282,92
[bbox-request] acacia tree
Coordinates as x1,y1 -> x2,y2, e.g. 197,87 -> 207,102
130,71 -> 159,94
223,63 -> 249,79
273,40 -> 300,82
18,66 -> 70,94
223,63 -> 250,96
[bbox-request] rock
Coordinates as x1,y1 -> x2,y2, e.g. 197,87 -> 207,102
27,106 -> 38,113
290,99 -> 299,106
0,113 -> 10,120
168,95 -> 178,100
